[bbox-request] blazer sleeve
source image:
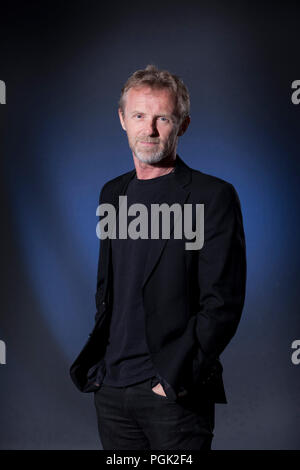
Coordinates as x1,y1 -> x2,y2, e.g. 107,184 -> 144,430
194,182 -> 247,373
94,183 -> 109,323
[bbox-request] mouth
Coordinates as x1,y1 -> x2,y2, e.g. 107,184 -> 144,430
139,141 -> 159,146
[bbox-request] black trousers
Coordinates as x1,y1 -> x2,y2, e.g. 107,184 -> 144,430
94,376 -> 215,450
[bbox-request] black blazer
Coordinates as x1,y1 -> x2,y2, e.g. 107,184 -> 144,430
70,155 -> 247,403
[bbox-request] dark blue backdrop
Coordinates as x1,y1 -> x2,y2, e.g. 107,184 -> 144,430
1,1 -> 299,449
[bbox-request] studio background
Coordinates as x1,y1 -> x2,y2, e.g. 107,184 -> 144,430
1,0 -> 299,449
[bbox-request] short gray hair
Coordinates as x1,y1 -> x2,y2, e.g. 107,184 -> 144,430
119,64 -> 190,121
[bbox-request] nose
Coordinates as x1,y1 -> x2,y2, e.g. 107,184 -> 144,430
144,118 -> 159,136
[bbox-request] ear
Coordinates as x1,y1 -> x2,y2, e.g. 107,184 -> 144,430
177,115 -> 191,137
118,108 -> 126,131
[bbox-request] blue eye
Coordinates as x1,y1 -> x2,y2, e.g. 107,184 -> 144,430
160,117 -> 168,122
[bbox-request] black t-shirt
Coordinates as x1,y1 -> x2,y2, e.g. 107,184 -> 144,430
102,169 -> 176,387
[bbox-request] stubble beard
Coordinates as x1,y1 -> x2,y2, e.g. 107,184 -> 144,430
133,145 -> 165,164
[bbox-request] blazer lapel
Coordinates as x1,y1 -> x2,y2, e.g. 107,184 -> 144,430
141,179 -> 190,288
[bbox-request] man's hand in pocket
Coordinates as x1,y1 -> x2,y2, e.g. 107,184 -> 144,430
151,382 -> 167,397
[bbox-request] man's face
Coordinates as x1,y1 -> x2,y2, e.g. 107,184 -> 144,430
118,86 -> 184,164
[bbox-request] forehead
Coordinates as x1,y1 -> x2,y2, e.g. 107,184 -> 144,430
124,86 -> 176,113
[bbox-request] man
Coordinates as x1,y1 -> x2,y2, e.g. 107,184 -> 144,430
70,65 -> 247,450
